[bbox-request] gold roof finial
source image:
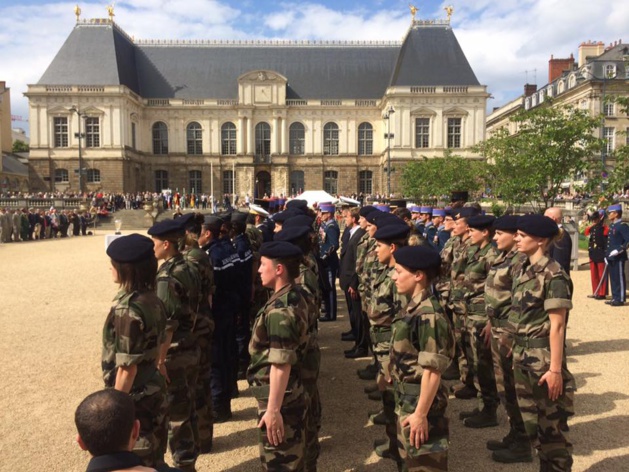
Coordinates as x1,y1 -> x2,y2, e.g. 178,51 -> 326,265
74,4 -> 81,22
107,3 -> 115,21
409,4 -> 418,21
445,5 -> 454,22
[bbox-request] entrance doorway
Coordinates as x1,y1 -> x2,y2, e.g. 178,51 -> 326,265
255,171 -> 271,198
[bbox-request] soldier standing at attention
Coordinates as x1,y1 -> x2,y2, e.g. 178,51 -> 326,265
318,204 -> 340,322
604,204 -> 629,306
484,215 -> 531,463
389,245 -> 455,472
511,214 -> 575,472
102,234 -> 169,468
149,219 -> 200,472
422,208 -> 437,247
584,210 -> 609,299
248,241 -> 310,472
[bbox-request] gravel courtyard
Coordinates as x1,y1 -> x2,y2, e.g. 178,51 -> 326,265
1,232 -> 628,472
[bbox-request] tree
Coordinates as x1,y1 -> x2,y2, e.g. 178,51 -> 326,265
476,100 -> 603,210
12,140 -> 29,152
400,150 -> 488,203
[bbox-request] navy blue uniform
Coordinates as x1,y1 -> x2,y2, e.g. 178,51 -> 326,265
606,221 -> 629,303
423,221 -> 437,249
319,219 -> 340,320
233,233 -> 254,376
436,226 -> 450,253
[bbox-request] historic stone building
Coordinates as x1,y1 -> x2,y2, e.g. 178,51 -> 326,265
27,14 -> 487,198
0,81 -> 29,193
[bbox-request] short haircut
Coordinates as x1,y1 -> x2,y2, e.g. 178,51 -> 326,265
111,256 -> 157,292
75,389 -> 135,457
274,256 -> 301,280
393,208 -> 412,221
349,207 -> 360,223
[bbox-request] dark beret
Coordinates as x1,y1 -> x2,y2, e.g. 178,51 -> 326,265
374,212 -> 403,227
517,214 -> 559,238
148,218 -> 185,238
394,245 -> 441,272
467,215 -> 496,230
359,205 -> 377,217
286,199 -> 308,212
107,233 -> 154,263
273,210 -> 300,223
259,241 -> 303,259
365,210 -> 383,225
493,215 -> 520,232
274,226 -> 311,243
216,211 -> 232,223
231,211 -> 249,224
177,212 -> 196,228
374,222 -> 411,241
203,215 -> 224,226
283,215 -> 315,229
456,207 -> 481,219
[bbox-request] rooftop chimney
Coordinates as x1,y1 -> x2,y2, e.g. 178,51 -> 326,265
548,54 -> 575,83
524,83 -> 537,97
578,40 -> 605,67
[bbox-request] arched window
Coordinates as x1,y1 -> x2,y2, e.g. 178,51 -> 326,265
324,170 -> 338,195
358,122 -> 373,155
152,122 -> 168,155
86,169 -> 101,183
189,170 -> 202,193
255,122 -> 271,163
358,170 -> 373,194
155,170 -> 168,192
187,122 -> 203,155
289,122 -> 305,155
54,168 -> 69,183
323,122 -> 339,155
289,170 -> 305,196
221,122 -> 237,155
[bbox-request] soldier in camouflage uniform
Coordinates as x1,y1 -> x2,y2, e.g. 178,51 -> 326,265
149,219 -> 201,472
484,215 -> 531,463
389,245 -> 454,472
102,234 -> 169,468
510,215 -> 575,472
248,241 -> 310,472
460,215 -> 501,428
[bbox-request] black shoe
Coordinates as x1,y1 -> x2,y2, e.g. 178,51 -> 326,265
357,367 -> 377,380
463,407 -> 498,428
364,383 -> 379,394
341,333 -> 356,342
611,300 -> 625,307
214,407 -> 233,423
605,300 -> 615,305
453,385 -> 478,400
319,316 -> 333,322
368,390 -> 383,401
442,362 -> 460,381
594,295 -> 606,300
486,431 -> 517,451
369,410 -> 389,425
345,348 -> 369,359
491,440 -> 533,463
199,440 -> 213,454
459,408 -> 480,420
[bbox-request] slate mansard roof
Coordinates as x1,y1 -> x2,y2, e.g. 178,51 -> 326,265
38,20 -> 481,100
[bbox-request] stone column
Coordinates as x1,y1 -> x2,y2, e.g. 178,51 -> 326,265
238,116 -> 245,154
271,116 -> 279,155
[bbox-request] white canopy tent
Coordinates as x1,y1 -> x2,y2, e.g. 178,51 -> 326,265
293,190 -> 339,207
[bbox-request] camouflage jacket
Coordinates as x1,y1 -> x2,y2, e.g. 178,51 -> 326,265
463,242 -> 500,318
297,255 -> 321,384
183,247 -> 215,336
102,290 -> 167,393
448,236 -> 472,314
356,235 -> 375,299
485,249 -> 526,322
156,254 -> 199,345
435,235 -> 460,306
509,255 -> 573,372
369,266 -> 407,327
247,283 -> 310,391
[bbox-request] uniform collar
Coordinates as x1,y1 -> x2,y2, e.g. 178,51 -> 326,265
405,288 -> 431,313
86,451 -> 143,472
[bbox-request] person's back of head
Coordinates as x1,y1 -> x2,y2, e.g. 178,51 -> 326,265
75,389 -> 135,457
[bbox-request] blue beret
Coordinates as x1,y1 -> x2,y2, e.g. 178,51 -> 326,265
273,210 -> 300,223
231,211 -> 249,224
456,207 -> 481,219
517,214 -> 559,238
394,245 -> 441,272
319,204 -> 336,213
107,233 -> 154,263
374,204 -> 391,213
203,215 -> 224,226
286,199 -> 308,212
148,218 -> 185,238
374,222 -> 411,241
467,215 -> 495,230
274,226 -> 311,243
410,205 -> 421,213
283,214 -> 315,229
359,205 -> 377,217
493,215 -> 519,232
259,241 -> 303,259
420,206 -> 433,214
608,204 -> 622,212
432,208 -> 446,217
365,210 -> 383,224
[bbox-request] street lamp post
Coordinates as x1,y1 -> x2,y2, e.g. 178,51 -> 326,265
70,106 -> 85,194
383,106 -> 395,198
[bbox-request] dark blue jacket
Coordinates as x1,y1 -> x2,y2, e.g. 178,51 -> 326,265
607,221 -> 629,260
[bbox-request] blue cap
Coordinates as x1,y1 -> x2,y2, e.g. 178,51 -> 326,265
432,208 -> 446,217
420,206 -> 433,214
608,204 -> 622,212
410,205 -> 421,213
319,204 -> 336,213
374,204 -> 391,213
148,218 -> 185,238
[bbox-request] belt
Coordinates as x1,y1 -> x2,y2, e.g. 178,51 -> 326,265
249,384 -> 271,400
395,381 -> 421,396
491,318 -> 511,328
514,335 -> 550,349
467,302 -> 486,313
370,327 -> 392,344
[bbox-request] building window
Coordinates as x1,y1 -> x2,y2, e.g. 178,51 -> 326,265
569,75 -> 576,88
223,170 -> 235,195
84,117 -> 100,148
447,118 -> 462,148
359,170 -> 373,195
289,170 -> 304,196
187,122 -> 203,155
152,122 -> 168,155
324,170 -> 338,195
87,169 -> 101,183
415,118 -> 430,148
323,122 -> 339,155
605,64 -> 616,78
54,168 -> 69,183
289,122 -> 305,154
221,122 -> 237,155
603,127 -> 615,155
54,117 -> 68,148
604,102 -> 615,117
155,170 -> 168,192
255,122 -> 271,162
189,170 -> 202,193
131,122 -> 136,149
358,122 -> 373,155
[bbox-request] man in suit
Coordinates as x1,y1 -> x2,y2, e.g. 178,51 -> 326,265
339,207 -> 368,357
545,207 -> 572,274
318,204 -> 340,321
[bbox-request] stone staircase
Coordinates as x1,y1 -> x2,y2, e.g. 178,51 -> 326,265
96,209 -> 174,230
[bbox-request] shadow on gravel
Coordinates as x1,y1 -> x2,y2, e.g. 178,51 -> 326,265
571,415 -> 629,454
583,454 -> 629,471
568,339 -> 629,356
572,372 -> 602,389
220,457 -> 264,471
575,391 -> 629,416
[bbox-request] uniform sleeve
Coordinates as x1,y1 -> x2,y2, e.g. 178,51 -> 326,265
620,223 -> 629,245
543,273 -> 573,311
416,312 -> 454,374
113,306 -> 146,366
265,307 -> 300,366
156,277 -> 181,332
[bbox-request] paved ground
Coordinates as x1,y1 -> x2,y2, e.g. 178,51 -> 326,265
1,232 -> 628,471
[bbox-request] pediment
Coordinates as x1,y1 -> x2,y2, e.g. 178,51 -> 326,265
410,107 -> 437,116
443,107 -> 469,116
238,70 -> 288,84
48,106 -> 72,115
82,106 -> 105,116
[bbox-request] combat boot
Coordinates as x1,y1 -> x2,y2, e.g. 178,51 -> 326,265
442,361 -> 460,381
453,384 -> 478,400
492,439 -> 533,463
368,390 -> 383,401
486,429 -> 517,450
364,383 -> 379,394
374,439 -> 399,461
369,410 -> 390,426
463,406 -> 498,428
458,407 -> 480,420
357,364 -> 378,380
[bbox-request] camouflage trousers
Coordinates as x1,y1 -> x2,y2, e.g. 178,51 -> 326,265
303,345 -> 321,472
166,346 -> 200,470
395,390 -> 449,472
466,316 -> 499,409
194,330 -> 214,452
514,362 -> 575,471
490,326 -> 525,435
453,310 -> 474,388
255,390 -> 307,472
130,374 -> 169,468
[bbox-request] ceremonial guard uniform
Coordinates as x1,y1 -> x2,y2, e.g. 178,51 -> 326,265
584,212 -> 608,299
318,204 -> 340,321
604,204 -> 629,305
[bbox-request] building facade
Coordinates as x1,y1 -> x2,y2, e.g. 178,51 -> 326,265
0,81 -> 29,193
27,15 -> 487,198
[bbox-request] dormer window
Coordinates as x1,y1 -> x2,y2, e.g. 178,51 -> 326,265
569,74 -> 577,88
605,64 -> 617,78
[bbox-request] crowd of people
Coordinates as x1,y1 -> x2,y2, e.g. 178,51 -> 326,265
0,207 -> 94,242
71,193 -> 629,472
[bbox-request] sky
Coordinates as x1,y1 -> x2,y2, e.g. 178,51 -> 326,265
1,0 -> 628,135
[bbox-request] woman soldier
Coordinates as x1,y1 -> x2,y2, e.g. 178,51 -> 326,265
389,245 -> 455,471
511,214 -> 575,471
103,234 -> 169,468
